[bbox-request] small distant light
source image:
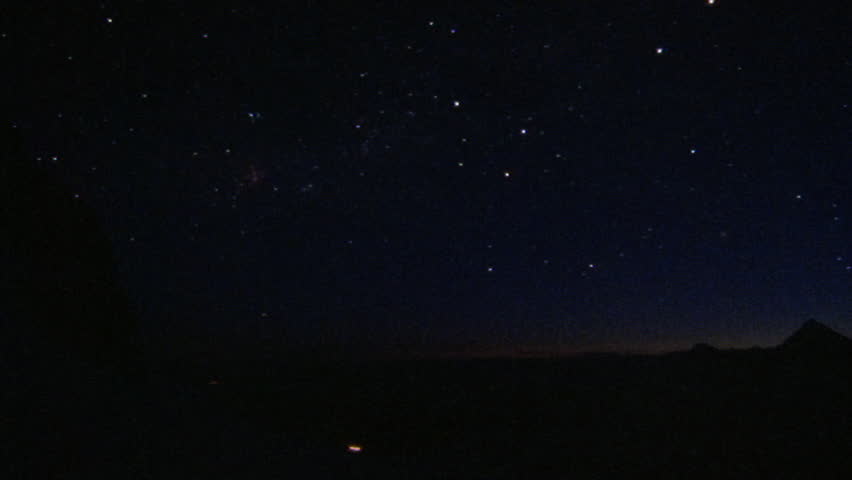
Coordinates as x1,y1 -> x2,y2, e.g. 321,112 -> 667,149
452,100 -> 460,108
656,47 -> 665,55
588,263 -> 596,269
503,171 -> 511,178
487,266 -> 494,272
707,0 -> 715,5
689,148 -> 697,154
519,128 -> 527,135
106,17 -> 113,23
347,444 -> 363,453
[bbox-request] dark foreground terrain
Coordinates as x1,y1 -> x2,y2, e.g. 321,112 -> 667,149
10,322 -> 852,479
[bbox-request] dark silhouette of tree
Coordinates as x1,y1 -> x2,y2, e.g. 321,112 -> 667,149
1,125 -> 146,477
1,125 -> 143,379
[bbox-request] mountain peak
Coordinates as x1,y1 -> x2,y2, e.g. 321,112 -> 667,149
780,319 -> 852,353
801,318 -> 825,329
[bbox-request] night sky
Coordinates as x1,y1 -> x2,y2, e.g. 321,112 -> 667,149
5,1 -> 850,357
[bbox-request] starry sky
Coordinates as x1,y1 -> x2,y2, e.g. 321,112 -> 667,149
5,0 -> 850,357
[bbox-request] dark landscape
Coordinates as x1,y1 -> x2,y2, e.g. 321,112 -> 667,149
8,318 -> 852,478
134,322 -> 852,479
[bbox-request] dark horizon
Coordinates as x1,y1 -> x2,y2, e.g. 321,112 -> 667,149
151,317 -> 851,367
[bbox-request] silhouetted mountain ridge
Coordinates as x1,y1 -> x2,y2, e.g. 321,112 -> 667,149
779,319 -> 852,354
688,342 -> 719,354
